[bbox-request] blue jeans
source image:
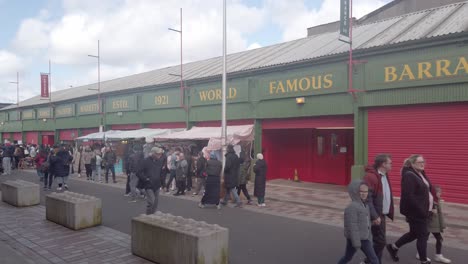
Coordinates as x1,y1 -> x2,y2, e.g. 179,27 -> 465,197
338,239 -> 379,264
105,165 -> 115,182
223,187 -> 241,205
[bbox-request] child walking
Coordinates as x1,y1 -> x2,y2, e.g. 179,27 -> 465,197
338,180 -> 379,264
417,186 -> 451,263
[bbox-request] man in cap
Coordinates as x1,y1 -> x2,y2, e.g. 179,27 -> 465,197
140,147 -> 165,214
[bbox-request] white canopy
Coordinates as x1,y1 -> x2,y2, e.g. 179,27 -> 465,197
154,125 -> 254,150
76,128 -> 184,142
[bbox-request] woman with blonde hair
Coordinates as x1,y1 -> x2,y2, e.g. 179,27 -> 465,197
387,154 -> 434,264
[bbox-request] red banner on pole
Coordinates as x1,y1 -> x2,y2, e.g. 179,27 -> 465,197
40,73 -> 49,98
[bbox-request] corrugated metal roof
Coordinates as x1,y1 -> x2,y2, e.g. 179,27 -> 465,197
6,0 -> 468,110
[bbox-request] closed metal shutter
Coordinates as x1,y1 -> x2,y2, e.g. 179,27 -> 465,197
368,103 -> 468,204
25,132 -> 39,145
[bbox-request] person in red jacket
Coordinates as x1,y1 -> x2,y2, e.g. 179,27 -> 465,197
34,148 -> 48,182
362,154 -> 394,264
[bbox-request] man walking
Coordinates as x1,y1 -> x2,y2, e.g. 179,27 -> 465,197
363,154 -> 394,264
221,145 -> 242,207
103,147 -> 117,183
174,152 -> 188,196
140,147 -> 164,214
1,142 -> 14,175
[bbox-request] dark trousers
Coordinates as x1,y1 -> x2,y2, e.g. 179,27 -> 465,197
395,217 -> 430,261
105,165 -> 116,182
85,164 -> 92,179
338,239 -> 379,264
237,184 -> 251,201
186,175 -> 192,190
432,232 -> 443,254
176,180 -> 186,194
125,172 -> 131,194
44,172 -> 54,188
370,215 -> 387,263
160,173 -> 167,189
166,170 -> 176,190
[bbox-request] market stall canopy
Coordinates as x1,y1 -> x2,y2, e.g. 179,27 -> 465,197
76,128 -> 184,142
75,130 -> 121,141
154,125 -> 254,150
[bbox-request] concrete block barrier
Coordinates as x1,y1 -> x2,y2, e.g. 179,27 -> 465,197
45,191 -> 102,230
132,212 -> 229,264
1,180 -> 40,207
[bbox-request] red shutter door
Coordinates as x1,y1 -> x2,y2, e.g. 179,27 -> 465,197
26,132 -> 39,145
368,103 -> 468,204
59,129 -> 78,141
13,132 -> 22,141
81,128 -> 99,136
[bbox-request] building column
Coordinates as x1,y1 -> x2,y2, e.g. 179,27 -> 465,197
351,106 -> 367,180
254,119 -> 262,155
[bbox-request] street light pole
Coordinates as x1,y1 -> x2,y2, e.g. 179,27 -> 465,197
168,8 -> 184,110
221,0 -> 227,168
88,40 -> 102,132
9,72 -> 19,106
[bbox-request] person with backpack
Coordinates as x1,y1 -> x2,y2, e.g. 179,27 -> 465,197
237,151 -> 253,204
193,151 -> 208,196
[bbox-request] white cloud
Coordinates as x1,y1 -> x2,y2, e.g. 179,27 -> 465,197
3,0 -> 394,104
266,0 -> 391,41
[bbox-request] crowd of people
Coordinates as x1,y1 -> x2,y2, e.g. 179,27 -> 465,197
120,142 -> 268,215
338,154 -> 451,264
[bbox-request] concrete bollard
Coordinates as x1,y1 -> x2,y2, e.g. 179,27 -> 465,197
1,180 -> 40,207
45,191 -> 102,230
132,212 -> 229,264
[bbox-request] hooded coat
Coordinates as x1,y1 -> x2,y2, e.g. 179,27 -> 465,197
253,159 -> 267,197
224,146 -> 240,189
50,150 -> 72,177
343,180 -> 372,248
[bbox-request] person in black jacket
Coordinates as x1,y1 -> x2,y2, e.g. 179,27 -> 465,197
253,153 -> 267,206
221,145 -> 242,207
49,145 -> 72,191
199,152 -> 222,209
140,147 -> 164,215
387,155 -> 433,264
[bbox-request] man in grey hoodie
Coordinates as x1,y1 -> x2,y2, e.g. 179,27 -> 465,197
338,180 -> 379,264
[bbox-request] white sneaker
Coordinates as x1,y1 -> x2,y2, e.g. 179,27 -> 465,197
434,254 -> 451,263
57,187 -> 62,191
261,203 -> 266,207
124,193 -> 130,197
416,253 -> 431,262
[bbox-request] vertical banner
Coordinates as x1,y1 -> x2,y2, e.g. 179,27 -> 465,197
40,73 -> 49,98
339,0 -> 350,42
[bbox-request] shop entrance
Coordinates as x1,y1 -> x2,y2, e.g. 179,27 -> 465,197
42,135 -> 55,146
262,128 -> 353,185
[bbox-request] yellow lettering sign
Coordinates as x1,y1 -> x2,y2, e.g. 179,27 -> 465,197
38,111 -> 49,118
112,100 -> 129,109
23,111 -> 33,118
385,56 -> 467,83
198,88 -> 238,102
57,108 -> 72,116
155,95 -> 169,105
268,74 -> 334,94
80,103 -> 98,113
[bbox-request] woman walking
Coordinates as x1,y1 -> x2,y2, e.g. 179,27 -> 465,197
387,155 -> 433,264
199,152 -> 222,209
253,153 -> 267,207
81,146 -> 94,180
72,146 -> 83,177
237,152 -> 252,204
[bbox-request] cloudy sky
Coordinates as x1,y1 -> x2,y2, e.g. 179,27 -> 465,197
0,0 -> 391,104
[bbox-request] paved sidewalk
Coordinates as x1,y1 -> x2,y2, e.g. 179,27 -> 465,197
0,198 -> 152,264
